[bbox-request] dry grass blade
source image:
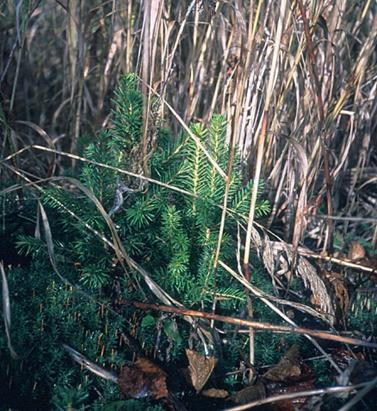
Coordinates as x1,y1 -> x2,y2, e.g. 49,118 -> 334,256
3,161 -> 177,308
246,224 -> 335,323
47,177 -> 179,307
3,162 -> 193,340
63,343 -> 118,383
268,241 -> 377,275
219,260 -> 341,373
102,17 -> 123,109
295,256 -> 335,319
118,299 -> 377,348
141,0 -> 163,176
338,376 -> 377,411
267,240 -> 335,322
66,0 -> 83,160
0,262 -> 18,359
6,164 -> 215,345
248,226 -> 337,325
49,177 -> 214,348
243,0 -> 288,279
142,79 -> 227,179
327,10 -> 377,125
9,144 -> 195,198
159,0 -> 196,104
39,200 -> 76,287
224,382 -> 372,411
220,261 -> 333,325
289,137 -> 309,267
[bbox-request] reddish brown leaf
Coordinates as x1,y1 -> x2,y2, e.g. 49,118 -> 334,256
263,345 -> 303,382
348,241 -> 366,261
118,357 -> 168,400
265,379 -> 316,411
323,270 -> 349,319
201,388 -> 229,398
231,382 -> 266,404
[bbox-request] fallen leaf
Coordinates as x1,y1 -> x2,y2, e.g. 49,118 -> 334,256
201,388 -> 229,398
263,345 -> 302,382
186,349 -> 217,392
231,382 -> 266,404
323,270 -> 349,320
265,379 -> 316,410
118,357 -> 168,400
348,241 -> 366,261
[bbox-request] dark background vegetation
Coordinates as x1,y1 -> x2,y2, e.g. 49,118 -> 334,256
1,1 -> 377,410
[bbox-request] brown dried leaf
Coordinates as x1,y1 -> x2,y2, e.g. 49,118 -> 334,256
288,138 -> 309,265
186,349 -> 217,393
295,256 -> 335,324
263,345 -> 302,382
262,240 -> 335,324
201,388 -> 229,398
348,241 -> 366,261
250,225 -> 264,255
262,238 -> 275,276
324,271 -> 349,318
119,365 -> 148,399
231,382 -> 266,404
265,379 -> 316,411
119,357 -> 168,400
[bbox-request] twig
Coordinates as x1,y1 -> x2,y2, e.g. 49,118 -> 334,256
338,376 -> 377,411
314,215 -> 377,223
224,383 -> 371,411
116,299 -> 377,348
219,260 -> 341,373
269,241 -> 377,274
